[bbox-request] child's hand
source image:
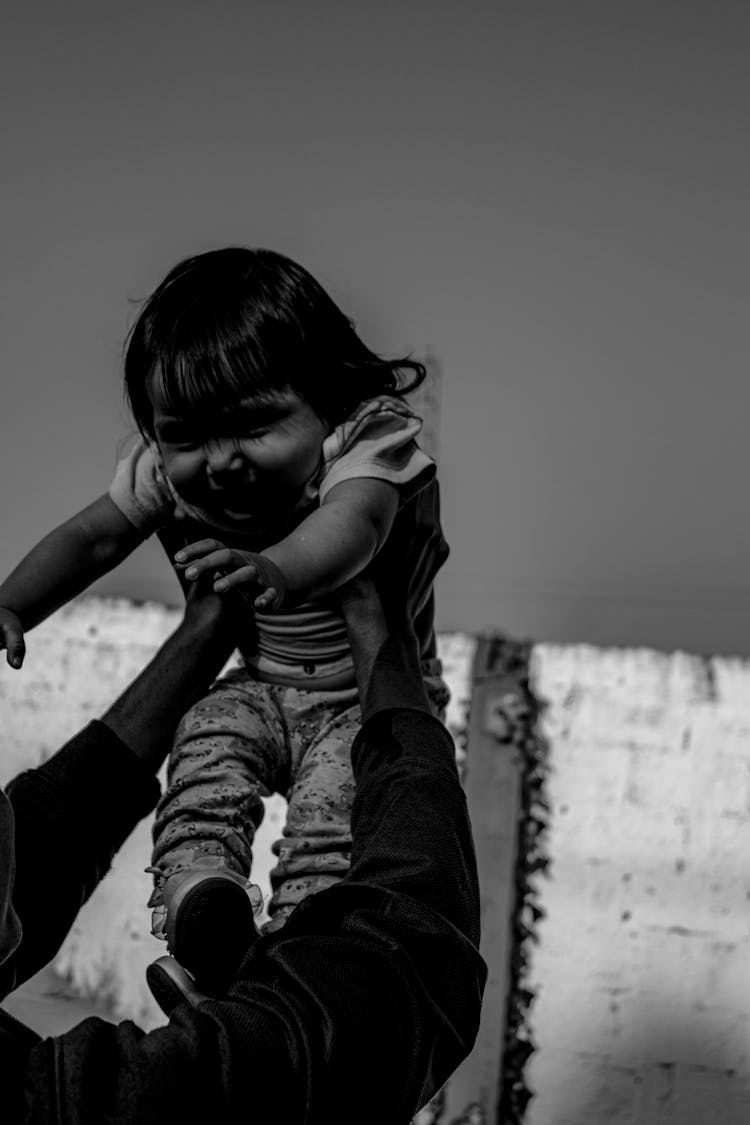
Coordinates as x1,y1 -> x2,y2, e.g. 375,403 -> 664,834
174,540 -> 287,613
0,608 -> 25,669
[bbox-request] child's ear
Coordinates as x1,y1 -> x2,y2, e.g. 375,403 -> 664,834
312,403 -> 336,429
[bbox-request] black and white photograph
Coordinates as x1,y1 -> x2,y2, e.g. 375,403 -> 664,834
1,3 -> 749,1122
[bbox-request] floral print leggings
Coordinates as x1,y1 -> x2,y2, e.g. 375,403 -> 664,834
149,662 -> 450,932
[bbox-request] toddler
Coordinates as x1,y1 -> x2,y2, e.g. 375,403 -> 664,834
0,248 -> 450,989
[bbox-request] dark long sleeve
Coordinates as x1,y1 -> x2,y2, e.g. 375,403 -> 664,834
1,720 -> 160,994
0,709 -> 485,1125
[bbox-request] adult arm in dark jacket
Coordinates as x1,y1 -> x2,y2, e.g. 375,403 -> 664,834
0,572 -> 486,1125
0,578 -> 239,996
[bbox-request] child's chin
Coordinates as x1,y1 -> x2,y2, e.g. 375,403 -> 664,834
221,505 -> 256,519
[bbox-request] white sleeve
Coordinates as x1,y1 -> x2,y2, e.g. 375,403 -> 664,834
318,397 -> 436,504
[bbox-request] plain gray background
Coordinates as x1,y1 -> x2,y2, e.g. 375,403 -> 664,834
2,1 -> 748,656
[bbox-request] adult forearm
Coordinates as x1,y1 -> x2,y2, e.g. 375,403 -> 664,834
339,577 -> 431,722
101,600 -> 237,773
5,721 -> 160,992
3,588 -> 238,993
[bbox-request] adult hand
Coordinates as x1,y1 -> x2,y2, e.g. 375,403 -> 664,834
335,488 -> 444,720
372,486 -> 449,620
339,486 -> 448,629
174,540 -> 287,613
99,568 -> 243,772
179,568 -> 237,631
0,606 -> 25,669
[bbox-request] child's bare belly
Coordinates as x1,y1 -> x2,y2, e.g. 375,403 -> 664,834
248,663 -> 357,691
242,600 -> 357,690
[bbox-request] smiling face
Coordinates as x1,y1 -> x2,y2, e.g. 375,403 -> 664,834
149,382 -> 330,517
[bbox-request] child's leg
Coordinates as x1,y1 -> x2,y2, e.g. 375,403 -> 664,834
265,668 -> 450,932
149,669 -> 290,982
265,686 -> 359,932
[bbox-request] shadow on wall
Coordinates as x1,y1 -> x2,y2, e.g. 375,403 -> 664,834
522,642 -> 750,1125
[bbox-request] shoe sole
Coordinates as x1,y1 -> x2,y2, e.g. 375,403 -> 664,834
166,875 -> 258,992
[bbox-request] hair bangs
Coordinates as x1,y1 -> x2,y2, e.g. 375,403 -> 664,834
124,246 -> 431,438
145,298 -> 287,433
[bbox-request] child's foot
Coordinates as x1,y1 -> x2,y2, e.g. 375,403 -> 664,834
161,870 -> 262,993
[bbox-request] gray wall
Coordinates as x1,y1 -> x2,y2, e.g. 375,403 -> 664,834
2,1 -> 749,656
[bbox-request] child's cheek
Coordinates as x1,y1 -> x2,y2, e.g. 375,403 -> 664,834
164,451 -> 204,495
243,442 -> 286,480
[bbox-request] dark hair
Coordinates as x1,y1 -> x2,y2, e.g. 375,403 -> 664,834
124,247 -> 426,437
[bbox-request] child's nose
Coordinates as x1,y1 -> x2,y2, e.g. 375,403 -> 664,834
205,441 -> 245,476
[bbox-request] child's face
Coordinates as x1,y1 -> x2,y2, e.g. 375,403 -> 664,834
149,382 -> 330,517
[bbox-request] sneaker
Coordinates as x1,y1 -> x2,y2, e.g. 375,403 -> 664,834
164,870 -> 261,993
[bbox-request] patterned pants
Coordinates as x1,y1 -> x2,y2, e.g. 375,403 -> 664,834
149,662 -> 449,932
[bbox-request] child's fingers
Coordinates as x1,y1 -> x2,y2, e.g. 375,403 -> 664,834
213,564 -> 261,593
174,539 -> 226,566
1,629 -> 25,670
182,549 -> 235,580
253,587 -> 282,613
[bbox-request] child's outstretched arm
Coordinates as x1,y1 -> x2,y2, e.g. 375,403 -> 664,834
0,494 -> 146,667
175,478 -> 399,612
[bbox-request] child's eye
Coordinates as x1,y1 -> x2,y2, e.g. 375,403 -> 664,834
228,415 -> 274,441
232,401 -> 289,439
156,424 -> 200,449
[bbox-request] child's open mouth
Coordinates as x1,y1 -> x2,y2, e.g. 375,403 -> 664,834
207,480 -> 257,500
211,486 -> 270,516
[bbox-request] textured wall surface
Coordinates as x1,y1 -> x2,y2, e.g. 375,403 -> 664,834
0,597 -> 473,1030
526,644 -> 750,1124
